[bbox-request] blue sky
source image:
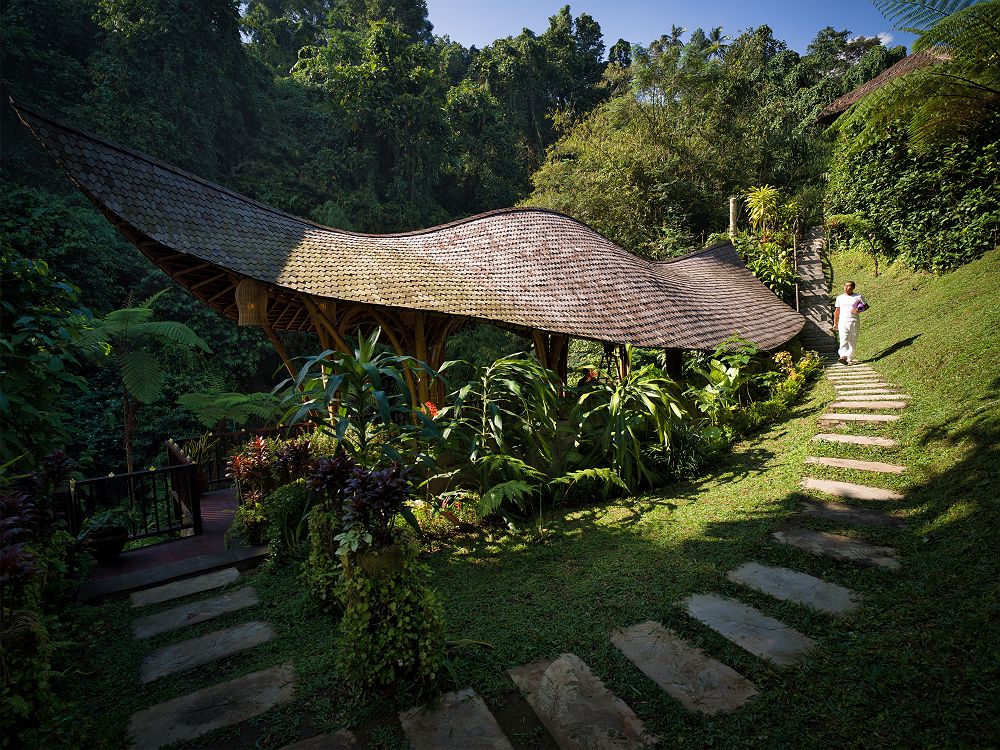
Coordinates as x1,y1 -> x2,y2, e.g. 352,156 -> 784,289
424,1 -> 915,54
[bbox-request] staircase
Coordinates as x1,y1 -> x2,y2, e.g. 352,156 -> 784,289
796,228 -> 837,353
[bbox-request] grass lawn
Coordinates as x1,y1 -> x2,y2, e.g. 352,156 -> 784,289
40,249 -> 1000,749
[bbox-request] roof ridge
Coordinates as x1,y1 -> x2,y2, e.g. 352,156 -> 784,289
10,97 -> 625,245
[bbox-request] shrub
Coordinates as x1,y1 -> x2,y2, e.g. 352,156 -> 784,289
259,480 -> 311,562
336,532 -> 444,693
302,506 -> 341,609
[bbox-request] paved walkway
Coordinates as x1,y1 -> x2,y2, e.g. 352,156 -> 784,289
79,488 -> 267,602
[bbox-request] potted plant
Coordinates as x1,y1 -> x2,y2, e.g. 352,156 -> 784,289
79,508 -> 131,565
181,433 -> 218,497
310,459 -> 444,692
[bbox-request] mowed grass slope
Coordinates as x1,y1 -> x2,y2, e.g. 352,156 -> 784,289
426,247 -> 1000,748
45,249 -> 999,749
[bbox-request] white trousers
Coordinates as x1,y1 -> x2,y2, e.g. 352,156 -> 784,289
839,318 -> 859,361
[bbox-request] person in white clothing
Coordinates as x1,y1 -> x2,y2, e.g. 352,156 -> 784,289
833,280 -> 867,364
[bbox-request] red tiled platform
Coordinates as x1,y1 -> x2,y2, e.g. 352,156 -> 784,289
79,488 -> 268,602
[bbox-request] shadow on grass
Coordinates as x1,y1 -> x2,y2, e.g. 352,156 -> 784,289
866,333 -> 922,363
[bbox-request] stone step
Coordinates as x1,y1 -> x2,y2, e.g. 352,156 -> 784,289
827,374 -> 882,381
726,562 -> 859,615
812,433 -> 899,448
130,567 -> 240,608
509,653 -> 654,750
805,456 -> 906,474
126,662 -> 295,750
133,587 -> 259,640
140,620 -> 275,684
771,527 -> 900,569
829,400 -> 907,409
611,621 -> 758,715
802,477 -> 904,501
819,413 -> 899,423
835,393 -> 911,400
400,687 -> 513,750
279,731 -> 359,750
834,384 -> 899,391
682,594 -> 816,667
800,500 -> 907,528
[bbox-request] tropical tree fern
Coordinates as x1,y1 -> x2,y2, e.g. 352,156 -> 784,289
81,291 -> 210,472
836,0 -> 1000,149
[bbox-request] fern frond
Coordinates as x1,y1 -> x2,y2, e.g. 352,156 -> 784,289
120,352 -> 165,403
132,321 -> 211,352
477,480 -> 536,517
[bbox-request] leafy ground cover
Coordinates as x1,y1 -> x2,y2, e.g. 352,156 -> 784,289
36,248 -> 999,748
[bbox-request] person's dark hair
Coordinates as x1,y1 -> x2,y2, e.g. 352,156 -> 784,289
846,280 -> 856,289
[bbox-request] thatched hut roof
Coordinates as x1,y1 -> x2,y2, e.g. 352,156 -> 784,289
15,101 -> 803,352
817,48 -> 949,125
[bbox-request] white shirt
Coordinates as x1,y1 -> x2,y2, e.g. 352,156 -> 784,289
835,293 -> 865,325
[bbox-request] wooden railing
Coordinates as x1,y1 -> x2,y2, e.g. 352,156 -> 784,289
70,462 -> 200,540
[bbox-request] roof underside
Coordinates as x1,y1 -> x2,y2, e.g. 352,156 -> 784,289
16,103 -> 803,351
817,48 -> 949,124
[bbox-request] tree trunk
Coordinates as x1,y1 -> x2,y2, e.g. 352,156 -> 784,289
123,388 -> 138,474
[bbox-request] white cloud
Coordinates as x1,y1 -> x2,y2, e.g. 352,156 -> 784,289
878,31 -> 895,46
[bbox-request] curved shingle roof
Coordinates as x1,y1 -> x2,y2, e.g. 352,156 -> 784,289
14,101 -> 803,351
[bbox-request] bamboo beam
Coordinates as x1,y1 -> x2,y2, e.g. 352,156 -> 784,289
300,296 -> 351,354
263,321 -> 297,382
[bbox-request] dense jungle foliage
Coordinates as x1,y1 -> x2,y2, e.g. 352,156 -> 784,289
1,0 -> 995,474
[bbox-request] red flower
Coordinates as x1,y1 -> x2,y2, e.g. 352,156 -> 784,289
423,401 -> 439,418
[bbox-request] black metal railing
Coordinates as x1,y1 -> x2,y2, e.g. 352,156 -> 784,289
70,463 -> 200,540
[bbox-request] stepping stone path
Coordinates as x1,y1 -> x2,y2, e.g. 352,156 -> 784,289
509,653 -> 655,749
140,620 -> 275,684
130,567 -> 239,607
800,500 -> 906,528
682,594 -> 816,667
805,456 -> 906,474
830,400 -> 907,409
802,477 -> 904,501
812,433 -> 898,448
123,568 -> 295,747
132,587 -> 259,640
819,412 -> 899,423
772,528 -> 900,569
726,562 -> 859,615
126,662 -> 296,750
836,393 -> 911,400
280,731 -> 358,750
400,687 -> 514,750
611,621 -> 759,714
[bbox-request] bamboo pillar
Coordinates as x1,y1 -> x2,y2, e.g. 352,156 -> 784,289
263,322 -> 297,382
729,197 -> 738,238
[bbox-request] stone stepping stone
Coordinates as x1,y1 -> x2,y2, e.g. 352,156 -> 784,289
829,400 -> 907,410
611,620 -> 758,715
279,730 -> 360,749
126,661 -> 295,750
812,433 -> 898,448
827,375 -> 884,382
771,527 -> 900,569
400,687 -> 514,750
130,567 -> 240,608
805,456 -> 905,474
140,620 -> 275,684
819,413 -> 899,423
132,587 -> 259,640
835,393 -> 911,400
802,477 -> 904,501
681,594 -> 816,667
726,562 -> 859,615
800,500 -> 906,528
833,388 -> 902,395
509,653 -> 654,750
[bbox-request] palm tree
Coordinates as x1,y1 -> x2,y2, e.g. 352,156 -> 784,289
707,26 -> 730,59
83,291 -> 210,472
837,0 -> 1000,149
